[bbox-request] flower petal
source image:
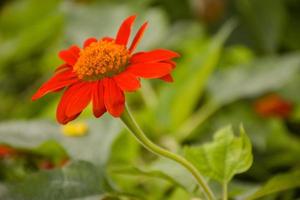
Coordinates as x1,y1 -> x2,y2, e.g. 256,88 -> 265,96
160,74 -> 174,82
58,45 -> 80,66
129,22 -> 148,53
83,37 -> 97,48
114,72 -> 141,92
130,49 -> 180,64
163,60 -> 177,69
92,81 -> 106,118
32,70 -> 78,101
65,82 -> 93,117
126,62 -> 173,78
56,83 -> 83,124
55,64 -> 72,73
103,78 -> 125,117
115,15 -> 136,46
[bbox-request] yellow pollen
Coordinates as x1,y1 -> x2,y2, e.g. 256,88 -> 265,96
74,40 -> 130,80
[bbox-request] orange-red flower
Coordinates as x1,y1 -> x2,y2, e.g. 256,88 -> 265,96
32,15 -> 179,124
254,94 -> 293,118
0,145 -> 15,157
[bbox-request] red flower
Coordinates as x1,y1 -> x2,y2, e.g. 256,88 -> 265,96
0,145 -> 15,157
254,94 -> 293,118
32,15 -> 179,124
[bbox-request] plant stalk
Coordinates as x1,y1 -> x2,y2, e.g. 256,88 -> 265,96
222,182 -> 228,200
120,105 -> 215,200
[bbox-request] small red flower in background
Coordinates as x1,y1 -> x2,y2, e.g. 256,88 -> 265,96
32,15 -> 179,124
39,158 -> 69,170
0,145 -> 15,157
254,94 -> 293,118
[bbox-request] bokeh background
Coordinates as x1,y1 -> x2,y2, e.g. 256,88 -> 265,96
0,0 -> 300,199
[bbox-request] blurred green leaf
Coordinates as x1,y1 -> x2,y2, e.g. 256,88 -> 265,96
112,166 -> 181,188
0,117 -> 122,165
208,53 -> 300,105
0,8 -> 63,67
219,45 -> 254,68
158,20 -> 236,129
0,0 -> 62,35
33,140 -> 68,164
235,0 -> 287,53
150,158 -> 197,193
109,131 -> 139,165
246,170 -> 300,200
2,161 -> 107,200
165,188 -> 191,200
113,158 -> 198,194
184,126 -> 253,183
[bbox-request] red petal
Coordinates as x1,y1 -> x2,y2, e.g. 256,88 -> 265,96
103,78 -> 125,117
58,45 -> 80,66
160,74 -> 174,82
129,22 -> 148,53
115,15 -> 136,46
92,81 -> 106,118
163,60 -> 177,69
127,62 -> 173,78
130,49 -> 180,64
83,37 -> 97,48
55,64 -> 72,73
56,83 -> 83,124
65,82 -> 92,117
32,70 -> 78,101
114,72 -> 141,92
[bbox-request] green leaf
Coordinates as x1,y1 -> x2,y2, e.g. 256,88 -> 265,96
235,0 -> 286,53
0,117 -> 122,165
2,161 -> 107,200
150,158 -> 197,193
33,140 -> 68,164
0,0 -> 62,35
112,166 -> 181,188
184,126 -> 253,183
208,53 -> 300,105
246,170 -> 300,200
158,20 -> 236,129
0,13 -> 63,67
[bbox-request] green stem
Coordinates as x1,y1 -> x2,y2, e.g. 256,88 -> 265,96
222,182 -> 228,200
120,105 -> 216,200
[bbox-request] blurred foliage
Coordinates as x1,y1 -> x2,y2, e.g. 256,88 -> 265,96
1,0 -> 300,199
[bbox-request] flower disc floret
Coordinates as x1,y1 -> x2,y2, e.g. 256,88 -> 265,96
74,40 -> 130,80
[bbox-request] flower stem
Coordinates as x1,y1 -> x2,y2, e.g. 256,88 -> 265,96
120,105 -> 215,200
222,182 -> 228,200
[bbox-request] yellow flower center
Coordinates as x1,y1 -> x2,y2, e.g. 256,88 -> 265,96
74,40 -> 130,80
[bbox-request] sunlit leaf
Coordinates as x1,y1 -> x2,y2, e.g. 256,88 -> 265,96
184,126 -> 253,183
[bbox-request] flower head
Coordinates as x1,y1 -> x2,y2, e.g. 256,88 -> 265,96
32,15 -> 179,124
254,94 -> 293,118
0,145 -> 15,157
